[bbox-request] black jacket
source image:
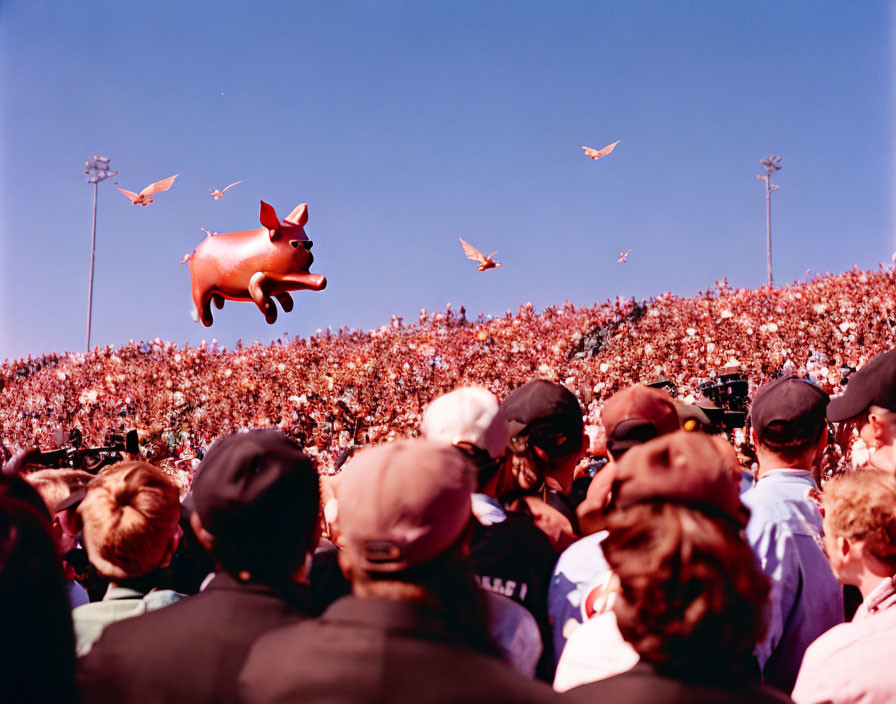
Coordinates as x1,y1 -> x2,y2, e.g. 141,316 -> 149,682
239,595 -> 563,704
78,571 -> 311,704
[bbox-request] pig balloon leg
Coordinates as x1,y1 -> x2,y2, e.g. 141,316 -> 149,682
275,292 -> 294,313
193,287 -> 216,327
212,294 -> 225,310
248,272 -> 279,324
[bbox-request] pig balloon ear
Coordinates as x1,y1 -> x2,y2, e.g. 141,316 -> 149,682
285,203 -> 309,227
259,200 -> 281,238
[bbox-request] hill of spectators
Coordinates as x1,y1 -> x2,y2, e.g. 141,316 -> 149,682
3,267 -> 895,480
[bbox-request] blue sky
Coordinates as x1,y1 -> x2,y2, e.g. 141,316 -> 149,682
1,1 -> 893,360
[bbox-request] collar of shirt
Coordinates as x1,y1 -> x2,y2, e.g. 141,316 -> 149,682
104,585 -> 149,601
856,575 -> 896,620
755,468 -> 817,487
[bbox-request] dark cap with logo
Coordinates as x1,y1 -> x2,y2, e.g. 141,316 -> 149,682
502,380 -> 584,460
750,375 -> 829,447
828,350 -> 896,422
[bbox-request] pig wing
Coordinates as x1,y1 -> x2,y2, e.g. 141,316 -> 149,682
582,140 -> 620,160
140,174 -> 179,197
117,187 -> 139,202
459,237 -> 487,264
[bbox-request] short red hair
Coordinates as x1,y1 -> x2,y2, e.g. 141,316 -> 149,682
79,461 -> 180,580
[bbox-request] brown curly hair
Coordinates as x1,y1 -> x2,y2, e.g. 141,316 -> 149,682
604,502 -> 770,676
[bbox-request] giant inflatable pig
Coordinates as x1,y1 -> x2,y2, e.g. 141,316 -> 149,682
183,201 -> 327,326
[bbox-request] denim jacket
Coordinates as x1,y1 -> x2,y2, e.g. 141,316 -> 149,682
742,469 -> 844,693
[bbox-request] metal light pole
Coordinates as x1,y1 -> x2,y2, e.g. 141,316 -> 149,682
84,155 -> 117,352
756,154 -> 781,287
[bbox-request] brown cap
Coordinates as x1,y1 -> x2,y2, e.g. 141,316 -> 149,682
750,375 -> 829,447
602,385 -> 681,457
828,349 -> 896,421
336,440 -> 475,573
611,431 -> 747,526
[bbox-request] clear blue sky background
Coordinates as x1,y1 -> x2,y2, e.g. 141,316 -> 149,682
1,1 -> 893,361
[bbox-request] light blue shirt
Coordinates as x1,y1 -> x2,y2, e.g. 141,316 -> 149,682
742,469 -> 843,692
72,585 -> 184,656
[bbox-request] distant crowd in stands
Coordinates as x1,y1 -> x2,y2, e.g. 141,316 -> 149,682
2,268 -> 896,703
2,268 -> 895,477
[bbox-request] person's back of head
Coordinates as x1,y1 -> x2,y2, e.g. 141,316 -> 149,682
189,429 -> 321,585
822,469 -> 896,588
23,468 -> 93,516
79,461 -> 180,581
420,386 -> 510,495
603,431 -> 768,679
828,350 -> 896,470
750,375 -> 829,469
577,384 -> 681,534
0,485 -> 78,703
600,384 -> 680,461
335,439 -> 494,654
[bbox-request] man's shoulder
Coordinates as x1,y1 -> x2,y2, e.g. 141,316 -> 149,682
86,581 -> 304,655
804,606 -> 896,662
240,611 -> 562,704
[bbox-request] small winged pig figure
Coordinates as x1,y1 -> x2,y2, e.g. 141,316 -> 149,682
582,140 -> 620,161
618,249 -> 631,263
117,174 -> 179,206
459,237 -> 501,272
210,180 -> 242,200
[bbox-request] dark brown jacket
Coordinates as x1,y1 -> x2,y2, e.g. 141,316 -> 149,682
78,571 -> 310,704
239,595 -> 563,704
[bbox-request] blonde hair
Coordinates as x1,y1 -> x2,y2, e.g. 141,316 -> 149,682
825,469 -> 896,571
79,461 -> 180,580
24,469 -> 93,514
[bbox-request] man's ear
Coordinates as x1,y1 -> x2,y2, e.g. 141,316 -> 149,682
336,545 -> 354,580
838,535 -> 851,560
751,427 -> 760,448
159,524 -> 183,569
578,431 -> 589,460
189,512 -> 215,553
868,412 -> 887,442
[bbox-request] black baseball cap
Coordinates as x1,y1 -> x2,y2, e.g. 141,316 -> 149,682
502,380 -> 584,460
750,375 -> 829,447
191,429 -> 320,578
828,350 -> 896,422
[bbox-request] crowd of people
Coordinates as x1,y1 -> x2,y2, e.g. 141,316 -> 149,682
2,268 -> 895,477
2,268 -> 896,702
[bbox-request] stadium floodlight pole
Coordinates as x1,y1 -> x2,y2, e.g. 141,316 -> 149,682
756,154 -> 782,287
83,155 -> 118,352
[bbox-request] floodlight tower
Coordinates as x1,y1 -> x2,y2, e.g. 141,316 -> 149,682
84,155 -> 118,352
756,154 -> 782,287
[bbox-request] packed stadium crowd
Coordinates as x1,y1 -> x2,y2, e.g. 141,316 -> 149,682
2,268 -> 895,474
2,266 -> 896,703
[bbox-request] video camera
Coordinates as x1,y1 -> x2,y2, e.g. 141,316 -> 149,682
29,428 -> 140,474
697,373 -> 750,431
